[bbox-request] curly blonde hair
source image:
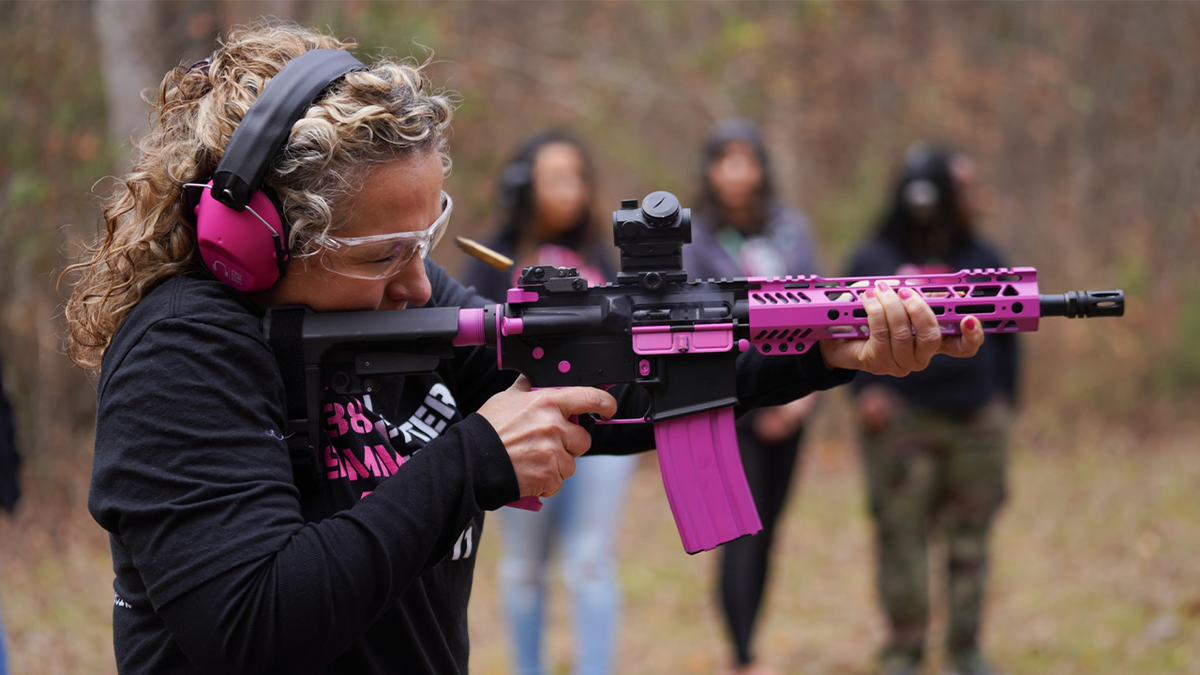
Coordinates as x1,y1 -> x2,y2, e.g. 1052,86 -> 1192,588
64,22 -> 454,372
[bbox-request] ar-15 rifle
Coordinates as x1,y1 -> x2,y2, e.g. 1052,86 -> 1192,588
265,191 -> 1124,554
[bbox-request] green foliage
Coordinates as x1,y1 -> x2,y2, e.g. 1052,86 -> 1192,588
1068,82 -> 1097,115
1158,290 -> 1200,392
312,2 -> 443,63
719,13 -> 769,54
5,171 -> 49,209
0,2 -> 1192,444
813,149 -> 891,268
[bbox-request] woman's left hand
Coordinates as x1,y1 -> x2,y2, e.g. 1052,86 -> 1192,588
818,280 -> 985,376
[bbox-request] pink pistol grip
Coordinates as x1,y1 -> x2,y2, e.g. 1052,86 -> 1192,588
654,406 -> 763,554
507,496 -> 543,511
504,412 -> 578,512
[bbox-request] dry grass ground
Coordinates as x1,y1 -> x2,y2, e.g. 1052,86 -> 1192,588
2,406 -> 1199,674
468,406 -> 1200,675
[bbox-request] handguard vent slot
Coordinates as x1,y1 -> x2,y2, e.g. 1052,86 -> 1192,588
955,303 -> 997,315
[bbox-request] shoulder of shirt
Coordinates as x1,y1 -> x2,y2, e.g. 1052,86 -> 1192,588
965,235 -> 1007,266
99,275 -> 270,392
846,238 -> 900,274
425,258 -> 454,308
426,258 -> 496,309
766,203 -> 813,232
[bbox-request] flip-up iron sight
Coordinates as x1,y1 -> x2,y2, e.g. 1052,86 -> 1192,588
516,263 -> 590,292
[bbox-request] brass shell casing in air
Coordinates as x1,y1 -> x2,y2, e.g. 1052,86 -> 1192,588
454,237 -> 514,272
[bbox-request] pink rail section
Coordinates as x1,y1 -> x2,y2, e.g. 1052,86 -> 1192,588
747,267 -> 1042,356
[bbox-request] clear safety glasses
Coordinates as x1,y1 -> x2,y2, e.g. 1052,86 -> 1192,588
314,191 -> 452,280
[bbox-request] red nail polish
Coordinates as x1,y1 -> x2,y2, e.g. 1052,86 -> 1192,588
965,317 -> 977,330
876,281 -> 888,292
897,287 -> 912,300
864,289 -> 875,299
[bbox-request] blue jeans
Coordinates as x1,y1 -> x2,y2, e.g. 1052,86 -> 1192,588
0,585 -> 8,675
497,454 -> 638,675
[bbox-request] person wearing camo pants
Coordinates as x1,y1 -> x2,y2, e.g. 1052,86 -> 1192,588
846,145 -> 1019,675
862,403 -> 1009,675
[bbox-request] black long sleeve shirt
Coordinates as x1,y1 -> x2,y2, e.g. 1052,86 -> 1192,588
89,260 -> 853,674
845,237 -> 1020,411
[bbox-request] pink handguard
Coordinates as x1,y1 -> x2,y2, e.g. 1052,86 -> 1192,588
746,267 -> 1042,355
654,406 -> 762,554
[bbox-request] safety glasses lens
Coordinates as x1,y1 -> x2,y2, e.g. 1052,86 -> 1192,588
317,192 -> 452,280
320,242 -> 420,279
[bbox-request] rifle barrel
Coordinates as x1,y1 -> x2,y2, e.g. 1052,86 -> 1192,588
1039,290 -> 1125,318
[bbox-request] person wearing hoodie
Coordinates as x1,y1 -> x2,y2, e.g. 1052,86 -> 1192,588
682,119 -> 821,675
846,145 -> 1018,675
462,131 -> 637,675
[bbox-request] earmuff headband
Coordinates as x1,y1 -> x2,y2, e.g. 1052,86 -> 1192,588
211,49 -> 365,211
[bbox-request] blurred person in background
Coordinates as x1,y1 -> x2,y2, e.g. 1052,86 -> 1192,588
0,355 -> 18,675
846,145 -> 1018,675
462,132 -> 638,675
682,119 -> 822,675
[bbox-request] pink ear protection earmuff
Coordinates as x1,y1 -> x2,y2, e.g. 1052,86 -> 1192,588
193,182 -> 289,292
184,48 -> 366,292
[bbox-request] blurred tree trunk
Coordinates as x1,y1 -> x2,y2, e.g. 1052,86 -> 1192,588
93,0 -> 167,160
92,0 -> 311,167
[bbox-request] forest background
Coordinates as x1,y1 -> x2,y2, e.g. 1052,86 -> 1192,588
1,2 -> 1198,674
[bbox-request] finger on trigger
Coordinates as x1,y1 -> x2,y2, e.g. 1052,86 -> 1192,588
554,386 -> 618,420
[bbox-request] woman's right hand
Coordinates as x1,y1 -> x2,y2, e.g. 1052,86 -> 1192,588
478,375 -> 618,498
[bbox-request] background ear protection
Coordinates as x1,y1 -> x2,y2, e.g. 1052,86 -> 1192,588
497,160 -> 533,210
902,178 -> 940,220
185,48 -> 365,292
900,142 -> 945,223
